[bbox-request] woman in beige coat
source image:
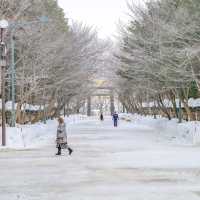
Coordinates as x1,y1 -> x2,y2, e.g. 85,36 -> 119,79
56,117 -> 73,155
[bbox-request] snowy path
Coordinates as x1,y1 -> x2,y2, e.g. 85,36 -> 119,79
1,118 -> 200,200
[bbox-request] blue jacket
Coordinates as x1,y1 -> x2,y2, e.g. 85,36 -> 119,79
113,113 -> 119,121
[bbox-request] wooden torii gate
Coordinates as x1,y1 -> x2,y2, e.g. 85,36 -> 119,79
87,86 -> 115,116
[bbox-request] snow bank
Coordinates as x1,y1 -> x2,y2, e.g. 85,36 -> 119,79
119,113 -> 200,146
0,114 -> 91,149
0,100 -> 43,111
3,113 -> 200,149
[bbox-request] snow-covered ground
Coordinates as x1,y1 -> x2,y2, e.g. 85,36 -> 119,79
1,115 -> 200,199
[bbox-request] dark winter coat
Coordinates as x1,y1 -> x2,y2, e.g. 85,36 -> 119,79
113,113 -> 119,121
56,123 -> 68,149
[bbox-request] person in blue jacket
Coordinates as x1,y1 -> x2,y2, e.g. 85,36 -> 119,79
112,112 -> 119,127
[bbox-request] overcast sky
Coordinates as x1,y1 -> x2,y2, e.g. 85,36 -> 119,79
57,0 -> 136,39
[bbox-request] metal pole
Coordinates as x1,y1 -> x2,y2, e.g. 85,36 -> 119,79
1,63 -> 6,145
178,98 -> 182,123
43,105 -> 46,124
0,34 -> 6,145
11,32 -> 15,127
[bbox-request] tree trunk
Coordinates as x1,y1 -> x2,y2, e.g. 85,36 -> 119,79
169,90 -> 178,118
157,94 -> 171,120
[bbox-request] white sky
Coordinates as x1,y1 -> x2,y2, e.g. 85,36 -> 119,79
57,0 -> 137,39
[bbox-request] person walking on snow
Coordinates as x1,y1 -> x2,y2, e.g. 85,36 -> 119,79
56,117 -> 73,156
100,113 -> 104,121
112,112 -> 119,127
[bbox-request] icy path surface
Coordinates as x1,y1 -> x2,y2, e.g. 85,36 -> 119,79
1,118 -> 200,200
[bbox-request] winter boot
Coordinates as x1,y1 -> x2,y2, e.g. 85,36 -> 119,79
68,147 -> 73,155
56,147 -> 61,155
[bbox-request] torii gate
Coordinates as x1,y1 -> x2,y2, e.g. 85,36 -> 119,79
87,80 -> 115,116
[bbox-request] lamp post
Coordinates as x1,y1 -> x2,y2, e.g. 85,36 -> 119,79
0,19 -> 8,146
9,16 -> 49,127
10,30 -> 15,127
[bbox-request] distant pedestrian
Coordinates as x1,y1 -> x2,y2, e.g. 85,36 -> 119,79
100,113 -> 104,121
56,117 -> 73,156
112,112 -> 119,127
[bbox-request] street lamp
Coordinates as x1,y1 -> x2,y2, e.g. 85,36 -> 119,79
0,20 -> 9,29
0,16 -> 48,146
9,16 -> 49,127
0,19 -> 8,146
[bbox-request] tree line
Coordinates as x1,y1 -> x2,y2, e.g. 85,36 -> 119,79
115,0 -> 200,121
0,0 -> 107,123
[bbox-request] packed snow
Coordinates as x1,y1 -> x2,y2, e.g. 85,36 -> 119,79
0,114 -> 200,200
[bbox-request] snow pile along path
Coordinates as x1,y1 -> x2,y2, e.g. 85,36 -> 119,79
0,115 -> 93,149
119,113 -> 200,145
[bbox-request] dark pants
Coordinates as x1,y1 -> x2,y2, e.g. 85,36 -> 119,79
57,144 -> 73,155
114,120 -> 118,127
57,145 -> 62,155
